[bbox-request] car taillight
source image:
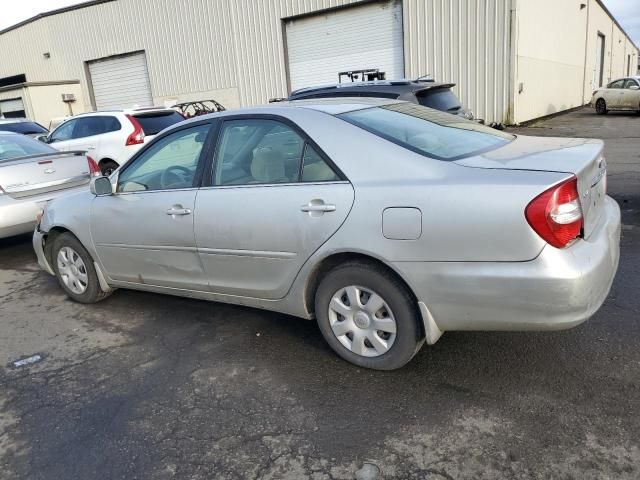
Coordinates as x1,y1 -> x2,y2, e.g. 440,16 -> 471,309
87,155 -> 101,177
125,114 -> 145,146
525,176 -> 583,249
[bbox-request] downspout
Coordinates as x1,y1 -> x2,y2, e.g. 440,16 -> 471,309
581,0 -> 591,105
507,0 -> 518,124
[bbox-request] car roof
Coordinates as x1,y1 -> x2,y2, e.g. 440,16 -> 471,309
175,97 -> 402,127
289,79 -> 455,97
0,118 -> 34,124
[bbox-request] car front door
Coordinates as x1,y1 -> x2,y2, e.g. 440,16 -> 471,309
194,116 -> 354,300
91,122 -> 213,290
604,79 -> 625,108
47,118 -> 77,151
622,79 -> 640,109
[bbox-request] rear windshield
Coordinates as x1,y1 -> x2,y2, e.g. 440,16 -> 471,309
0,134 -> 56,162
0,121 -> 48,135
416,88 -> 462,113
339,103 -> 513,160
134,111 -> 184,135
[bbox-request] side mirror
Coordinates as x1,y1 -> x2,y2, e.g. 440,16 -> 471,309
629,85 -> 640,90
35,135 -> 49,143
90,176 -> 113,196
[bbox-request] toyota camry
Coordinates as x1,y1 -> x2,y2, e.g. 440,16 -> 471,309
33,98 -> 620,370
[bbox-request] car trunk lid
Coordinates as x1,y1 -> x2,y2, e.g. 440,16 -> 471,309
455,135 -> 607,240
0,151 -> 90,199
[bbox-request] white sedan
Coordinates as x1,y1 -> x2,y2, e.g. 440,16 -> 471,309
591,76 -> 640,114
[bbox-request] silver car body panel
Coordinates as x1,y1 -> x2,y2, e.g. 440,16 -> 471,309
34,99 -> 621,337
1,137 -> 92,239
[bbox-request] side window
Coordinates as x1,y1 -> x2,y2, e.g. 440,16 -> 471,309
608,79 -> 624,89
117,124 -> 210,193
49,119 -> 76,142
73,116 -> 120,138
102,116 -> 122,133
73,118 -> 99,139
623,79 -> 639,89
301,144 -> 340,182
214,119 -> 304,186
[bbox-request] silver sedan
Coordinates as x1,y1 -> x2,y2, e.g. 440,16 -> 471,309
33,99 -> 621,370
0,131 -> 99,239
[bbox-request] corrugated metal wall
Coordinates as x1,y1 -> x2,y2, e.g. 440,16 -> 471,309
0,0 -> 513,122
403,0 -> 514,124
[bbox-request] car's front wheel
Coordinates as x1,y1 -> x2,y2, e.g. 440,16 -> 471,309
52,232 -> 111,303
595,98 -> 608,115
315,261 -> 423,370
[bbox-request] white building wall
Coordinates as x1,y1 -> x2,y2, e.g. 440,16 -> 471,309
514,0 -> 639,124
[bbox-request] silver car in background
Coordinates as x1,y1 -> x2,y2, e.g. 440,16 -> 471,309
0,131 -> 99,239
33,99 -> 620,370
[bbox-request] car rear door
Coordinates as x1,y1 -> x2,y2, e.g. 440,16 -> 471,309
194,115 -> 354,300
91,121 -> 214,290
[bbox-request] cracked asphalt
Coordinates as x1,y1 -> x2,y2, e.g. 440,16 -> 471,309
1,107 -> 639,479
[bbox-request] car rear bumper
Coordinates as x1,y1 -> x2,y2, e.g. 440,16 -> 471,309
0,184 -> 89,239
394,196 -> 621,331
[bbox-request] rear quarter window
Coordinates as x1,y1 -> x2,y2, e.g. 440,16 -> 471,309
134,112 -> 184,135
416,88 -> 462,113
339,103 -> 513,161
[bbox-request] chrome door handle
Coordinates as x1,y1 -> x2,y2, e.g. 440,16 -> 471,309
166,207 -> 192,216
300,204 -> 336,213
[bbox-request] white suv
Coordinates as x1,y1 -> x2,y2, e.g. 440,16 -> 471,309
44,108 -> 185,175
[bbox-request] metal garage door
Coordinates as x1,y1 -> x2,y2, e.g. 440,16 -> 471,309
88,52 -> 153,110
285,0 -> 404,91
0,98 -> 26,118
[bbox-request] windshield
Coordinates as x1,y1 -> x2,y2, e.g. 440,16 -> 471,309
339,103 -> 513,160
0,134 -> 56,162
133,111 -> 184,135
0,121 -> 48,135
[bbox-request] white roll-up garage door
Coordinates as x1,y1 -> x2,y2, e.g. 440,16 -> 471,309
88,52 -> 153,110
0,98 -> 25,116
285,1 -> 404,91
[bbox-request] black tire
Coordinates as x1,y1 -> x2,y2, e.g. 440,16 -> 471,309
314,261 -> 423,370
595,98 -> 608,115
100,159 -> 119,176
52,232 -> 112,304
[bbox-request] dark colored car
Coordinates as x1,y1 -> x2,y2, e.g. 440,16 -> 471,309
0,118 -> 49,137
287,79 -> 476,121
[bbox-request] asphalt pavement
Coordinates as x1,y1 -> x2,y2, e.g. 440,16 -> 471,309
0,107 -> 638,479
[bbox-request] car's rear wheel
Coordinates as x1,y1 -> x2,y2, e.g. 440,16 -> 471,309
314,261 -> 423,370
595,98 -> 608,115
100,159 -> 119,176
52,232 -> 111,303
